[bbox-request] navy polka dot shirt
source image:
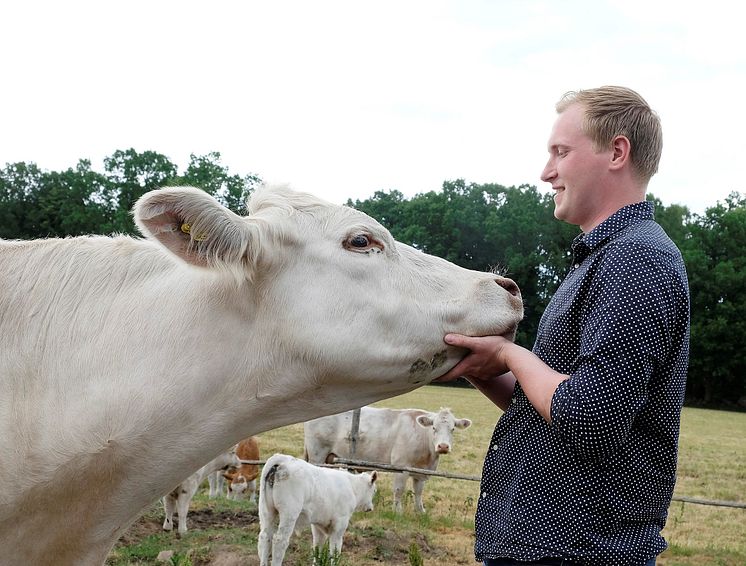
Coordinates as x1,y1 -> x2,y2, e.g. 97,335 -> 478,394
475,202 -> 690,566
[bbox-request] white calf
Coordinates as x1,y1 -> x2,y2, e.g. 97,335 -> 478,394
258,453 -> 377,566
162,450 -> 239,534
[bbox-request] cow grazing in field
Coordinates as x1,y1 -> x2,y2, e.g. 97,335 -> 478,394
162,450 -> 240,534
223,435 -> 261,502
258,453 -> 377,566
206,436 -> 260,500
0,183 -> 523,565
305,406 -> 471,513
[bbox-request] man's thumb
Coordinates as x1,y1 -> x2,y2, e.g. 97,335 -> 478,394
444,333 -> 464,346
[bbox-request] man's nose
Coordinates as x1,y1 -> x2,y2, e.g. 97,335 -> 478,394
540,159 -> 556,183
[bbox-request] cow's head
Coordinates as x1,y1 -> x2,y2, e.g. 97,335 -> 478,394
134,185 -> 523,403
416,407 -> 472,455
355,471 -> 378,513
228,473 -> 251,495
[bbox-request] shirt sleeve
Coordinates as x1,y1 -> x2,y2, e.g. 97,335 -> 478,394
549,242 -> 685,463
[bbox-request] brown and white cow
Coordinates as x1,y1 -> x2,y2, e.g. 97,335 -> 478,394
223,435 -> 261,502
304,406 -> 471,513
0,184 -> 522,565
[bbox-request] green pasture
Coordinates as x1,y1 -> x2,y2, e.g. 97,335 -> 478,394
107,385 -> 746,565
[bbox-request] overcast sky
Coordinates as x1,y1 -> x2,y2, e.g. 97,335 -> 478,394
1,0 -> 743,214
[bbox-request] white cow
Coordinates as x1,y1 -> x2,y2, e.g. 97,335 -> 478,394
0,183 -> 523,565
258,453 -> 377,566
305,406 -> 471,513
162,450 -> 240,534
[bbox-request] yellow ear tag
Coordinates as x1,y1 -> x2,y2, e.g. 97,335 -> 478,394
180,223 -> 207,241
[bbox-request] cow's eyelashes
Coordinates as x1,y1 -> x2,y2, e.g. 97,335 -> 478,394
344,233 -> 385,254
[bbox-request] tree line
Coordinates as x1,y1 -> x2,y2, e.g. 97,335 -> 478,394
1,149 -> 744,408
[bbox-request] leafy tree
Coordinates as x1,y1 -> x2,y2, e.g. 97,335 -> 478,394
682,192 -> 746,405
647,193 -> 691,248
534,192 -> 579,300
26,160 -> 113,237
0,162 -> 44,238
345,189 -> 408,235
172,152 -> 261,215
1,160 -> 113,238
103,149 -> 179,234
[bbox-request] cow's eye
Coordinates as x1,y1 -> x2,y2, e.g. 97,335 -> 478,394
344,233 -> 384,254
350,235 -> 369,248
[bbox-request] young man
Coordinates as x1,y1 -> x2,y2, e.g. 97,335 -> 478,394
439,86 -> 690,566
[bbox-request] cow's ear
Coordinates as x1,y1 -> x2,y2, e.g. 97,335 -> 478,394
134,187 -> 254,269
370,471 -> 378,483
222,471 -> 236,480
456,418 -> 472,429
416,415 -> 434,428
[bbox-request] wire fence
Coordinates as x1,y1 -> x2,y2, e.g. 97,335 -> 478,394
238,458 -> 746,510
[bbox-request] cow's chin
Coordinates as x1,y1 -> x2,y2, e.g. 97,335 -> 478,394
501,324 -> 518,342
435,324 -> 519,377
418,346 -> 471,383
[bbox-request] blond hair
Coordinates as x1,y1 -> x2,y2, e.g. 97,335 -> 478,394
557,86 -> 663,183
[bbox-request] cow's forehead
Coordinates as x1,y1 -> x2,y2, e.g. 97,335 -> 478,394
248,184 -> 392,241
434,408 -> 456,426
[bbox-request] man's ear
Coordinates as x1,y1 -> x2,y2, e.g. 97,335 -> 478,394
609,135 -> 632,171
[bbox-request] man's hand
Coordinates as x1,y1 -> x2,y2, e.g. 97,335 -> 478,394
436,333 -> 515,382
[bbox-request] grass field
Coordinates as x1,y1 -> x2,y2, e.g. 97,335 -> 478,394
106,385 -> 746,565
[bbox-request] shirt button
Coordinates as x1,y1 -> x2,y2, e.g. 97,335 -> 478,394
481,492 -> 487,498
574,263 -> 580,269
491,444 -> 498,451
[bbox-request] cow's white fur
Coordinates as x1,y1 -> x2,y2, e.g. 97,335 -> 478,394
162,450 -> 240,534
0,184 -> 522,564
305,406 -> 471,512
258,453 -> 377,566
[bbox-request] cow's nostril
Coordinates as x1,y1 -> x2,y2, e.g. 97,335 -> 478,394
495,277 -> 520,297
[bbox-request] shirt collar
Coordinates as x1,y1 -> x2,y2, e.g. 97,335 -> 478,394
571,201 -> 655,264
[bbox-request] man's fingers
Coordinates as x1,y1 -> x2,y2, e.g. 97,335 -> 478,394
435,359 -> 466,382
444,333 -> 472,348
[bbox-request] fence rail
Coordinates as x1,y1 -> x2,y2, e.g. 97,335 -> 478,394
238,458 -> 746,510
